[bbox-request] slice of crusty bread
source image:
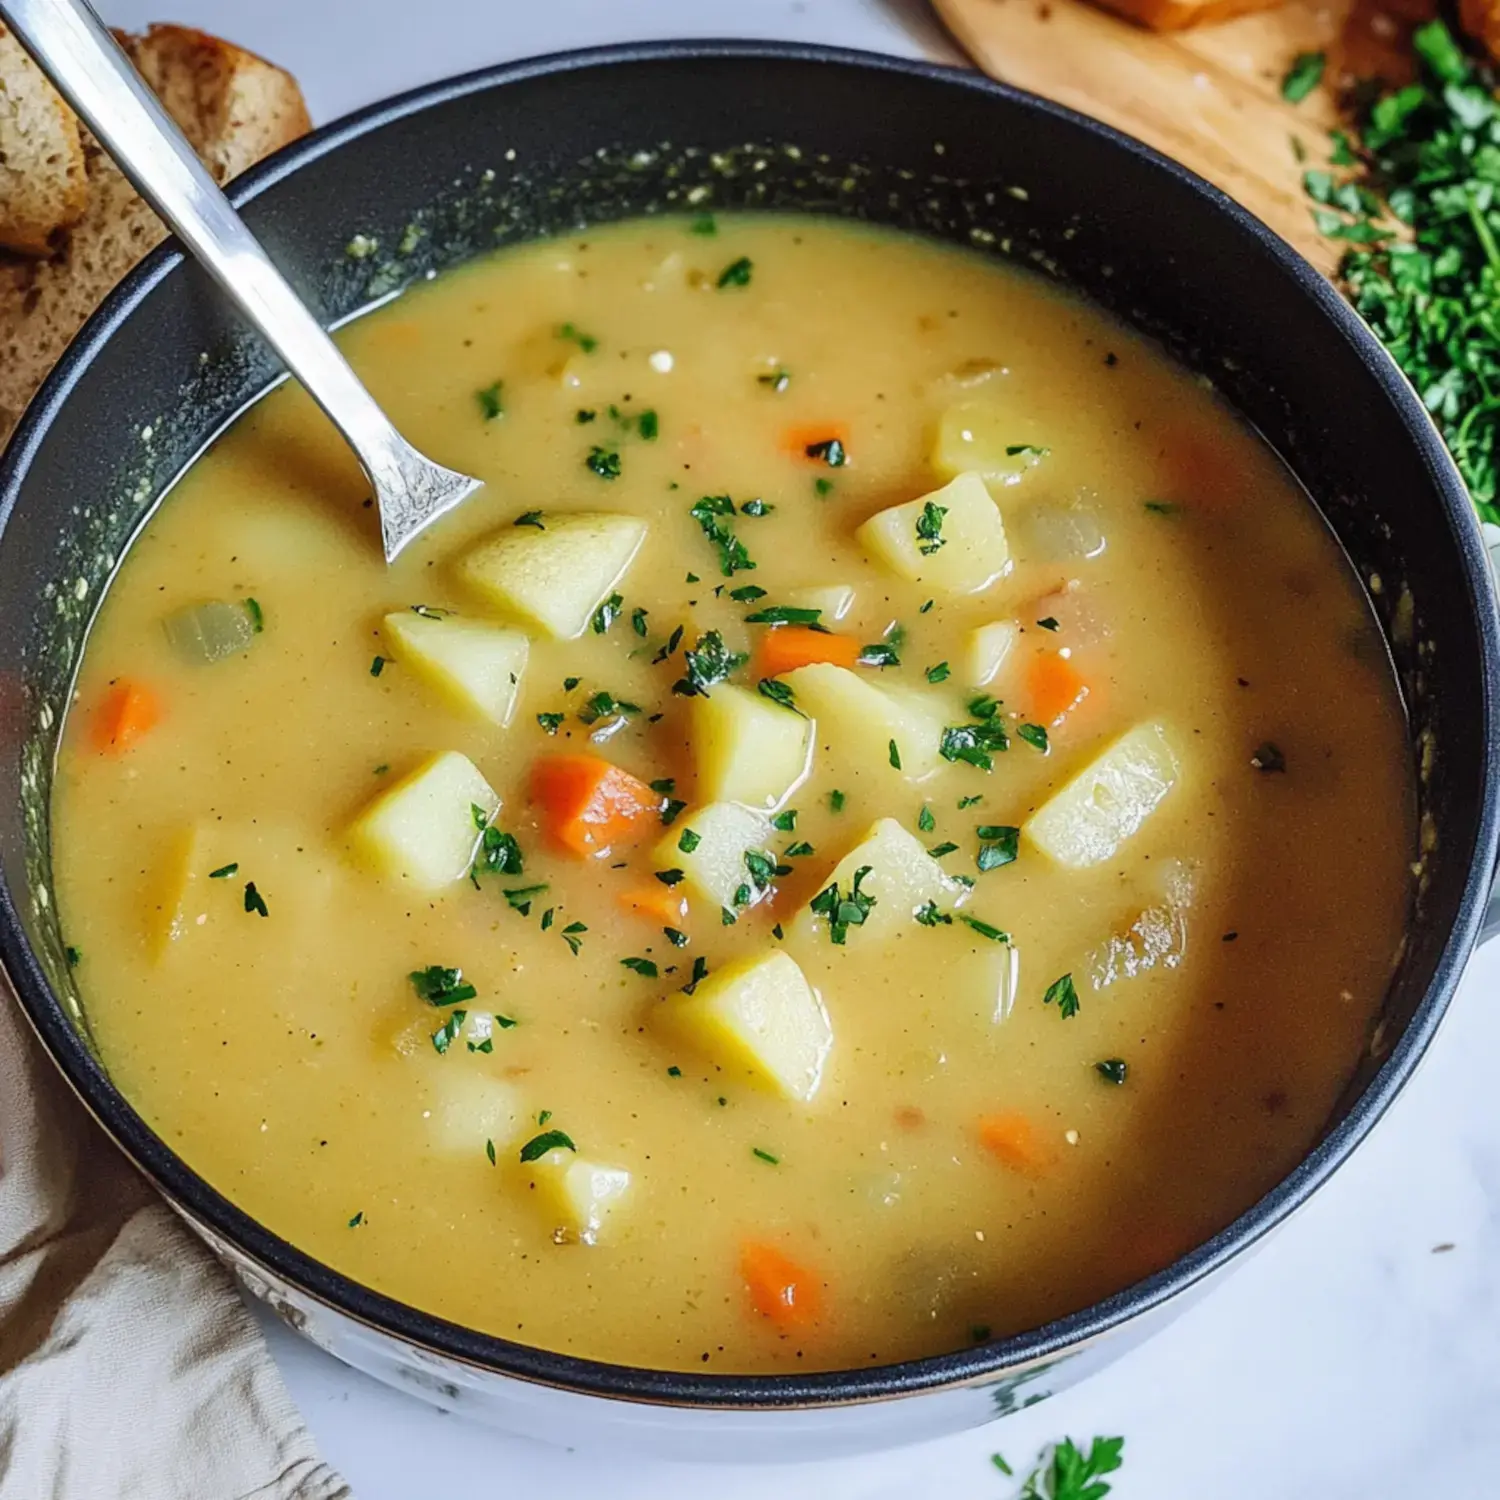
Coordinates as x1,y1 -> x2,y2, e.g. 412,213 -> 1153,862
0,25 -> 310,444
0,24 -> 89,256
1087,0 -> 1287,30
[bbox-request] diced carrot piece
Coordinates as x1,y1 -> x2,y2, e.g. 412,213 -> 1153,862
618,883 -> 689,927
91,680 -> 161,754
753,626 -> 861,679
977,1111 -> 1051,1176
1026,651 -> 1089,727
740,1240 -> 823,1328
783,423 -> 849,461
530,755 -> 663,857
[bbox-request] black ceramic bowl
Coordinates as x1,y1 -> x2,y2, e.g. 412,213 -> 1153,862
3,42 -> 1498,1460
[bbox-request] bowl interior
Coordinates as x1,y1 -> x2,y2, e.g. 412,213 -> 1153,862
1,43 -> 1495,1404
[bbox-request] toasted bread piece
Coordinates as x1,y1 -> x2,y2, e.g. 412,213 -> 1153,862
0,25 -> 88,255
0,25 -> 309,445
1088,0 -> 1287,30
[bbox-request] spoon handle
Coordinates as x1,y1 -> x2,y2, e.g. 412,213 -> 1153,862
1,0 -> 477,560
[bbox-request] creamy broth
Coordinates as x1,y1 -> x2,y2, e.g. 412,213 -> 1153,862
52,215 -> 1413,1373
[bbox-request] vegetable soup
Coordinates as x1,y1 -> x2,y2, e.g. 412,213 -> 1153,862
51,214 -> 1413,1374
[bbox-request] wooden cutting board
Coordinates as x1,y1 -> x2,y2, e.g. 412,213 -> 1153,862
930,0 -> 1431,274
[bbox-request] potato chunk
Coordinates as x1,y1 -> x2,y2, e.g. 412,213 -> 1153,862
693,683 -> 813,811
381,610 -> 530,726
424,1072 -> 526,1156
527,1150 -> 632,1245
793,817 -> 967,942
655,801 -> 774,910
458,512 -> 647,639
349,751 -> 499,891
855,471 -> 1010,595
779,664 -> 945,780
661,950 -> 831,1102
964,619 -> 1019,689
784,583 -> 856,623
932,401 -> 1053,487
1026,722 -> 1180,870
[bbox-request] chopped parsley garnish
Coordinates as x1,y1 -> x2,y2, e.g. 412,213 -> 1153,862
558,322 -> 598,353
536,712 -> 565,734
502,884 -> 549,915
742,848 -> 791,900
1096,1059 -> 1129,1084
1005,443 -> 1049,457
650,777 -> 676,795
927,841 -> 959,858
740,497 -> 773,517
926,661 -> 951,683
752,1147 -> 781,1165
245,598 -> 264,633
578,689 -> 641,724
576,408 -> 596,424
1281,50 -> 1325,104
859,642 -> 901,668
785,841 -> 814,858
918,805 -> 936,833
586,445 -> 622,480
410,965 -> 478,1006
631,606 -> 649,637
667,1065 -> 683,1077
914,901 -> 952,927
888,739 -> 902,770
348,1211 -> 364,1228
745,605 -> 821,625
476,381 -> 503,420
538,1109 -> 553,1126
940,697 -> 1010,770
691,213 -> 717,236
564,676 -> 582,692
960,914 -> 1009,942
591,592 -> 624,634
1017,722 -> 1050,753
672,629 -> 747,697
689,494 -> 756,576
717,256 -> 753,288
470,811 -> 524,880
814,477 -> 834,497
758,369 -> 790,392
771,809 -> 797,832
958,794 -> 983,808
976,825 -> 1020,871
519,1129 -> 577,1163
678,828 -> 703,854
1036,616 -> 1060,632
1251,741 -> 1287,773
1144,500 -> 1178,516
370,655 -> 386,677
486,1138 -> 497,1166
810,864 -> 877,944
915,500 -> 948,555
656,868 -> 686,887
730,584 -> 767,602
621,956 -> 659,978
243,882 -> 268,917
804,437 -> 846,467
664,926 -> 688,947
374,764 -> 389,775
64,944 -> 81,967
1044,972 -> 1080,1018
829,789 -> 846,812
721,906 -> 738,926
561,921 -> 587,956
652,624 -> 686,665
637,409 -> 659,441
758,677 -> 803,715
683,955 -> 710,994
431,1009 -> 467,1054
661,798 -> 687,825
515,511 -> 548,531
919,598 -> 935,614
1016,1437 -> 1125,1500
208,862 -> 238,880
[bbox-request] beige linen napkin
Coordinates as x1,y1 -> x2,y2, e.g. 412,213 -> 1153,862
0,991 -> 351,1499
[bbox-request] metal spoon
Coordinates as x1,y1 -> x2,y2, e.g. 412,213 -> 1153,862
1,0 -> 481,562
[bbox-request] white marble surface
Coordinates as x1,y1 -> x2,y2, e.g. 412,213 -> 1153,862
97,0 -> 1500,1492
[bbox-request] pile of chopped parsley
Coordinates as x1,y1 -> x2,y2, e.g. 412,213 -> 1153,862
1292,20 -> 1500,524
